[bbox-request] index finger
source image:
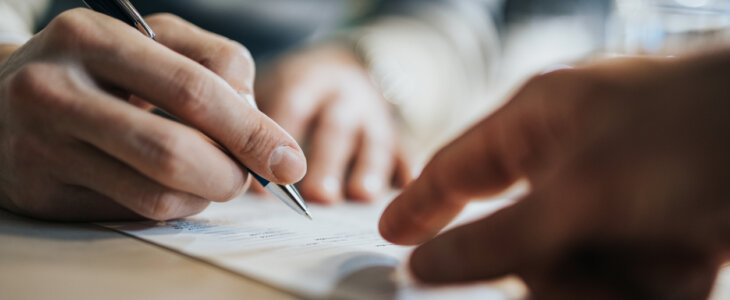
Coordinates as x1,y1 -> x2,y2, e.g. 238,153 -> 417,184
53,9 -> 306,184
144,14 -> 255,97
379,71 -> 575,245
379,114 -> 519,245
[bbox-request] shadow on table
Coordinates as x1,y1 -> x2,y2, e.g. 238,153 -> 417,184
0,208 -> 120,241
326,253 -> 400,300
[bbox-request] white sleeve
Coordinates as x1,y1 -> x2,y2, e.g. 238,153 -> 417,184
351,0 -> 502,155
0,0 -> 51,45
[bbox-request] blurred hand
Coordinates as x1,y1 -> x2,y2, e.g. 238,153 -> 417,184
379,51 -> 730,298
0,10 -> 306,221
256,45 -> 411,204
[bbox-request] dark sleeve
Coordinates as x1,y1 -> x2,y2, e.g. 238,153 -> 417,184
358,0 -> 611,38
366,0 -> 502,23
503,0 -> 611,22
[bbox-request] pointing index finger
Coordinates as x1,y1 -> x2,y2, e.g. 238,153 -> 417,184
379,114 -> 521,245
379,72 -> 570,245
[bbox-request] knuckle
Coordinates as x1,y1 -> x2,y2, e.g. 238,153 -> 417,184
230,41 -> 254,66
8,63 -> 47,99
218,40 -> 251,62
235,118 -> 270,157
50,9 -> 90,32
46,9 -> 95,46
138,132 -> 188,180
6,64 -> 75,117
208,39 -> 256,83
146,13 -> 184,27
169,68 -> 211,116
7,63 -> 51,98
47,9 -> 122,53
157,150 -> 187,182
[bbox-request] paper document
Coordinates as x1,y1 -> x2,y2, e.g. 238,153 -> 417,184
101,194 -> 513,299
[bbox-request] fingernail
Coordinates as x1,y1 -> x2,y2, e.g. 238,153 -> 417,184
362,174 -> 383,195
269,146 -> 306,183
322,176 -> 341,200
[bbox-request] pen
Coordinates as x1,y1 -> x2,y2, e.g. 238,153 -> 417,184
81,0 -> 312,220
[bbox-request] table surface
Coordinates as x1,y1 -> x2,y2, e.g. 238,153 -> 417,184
1,208 -> 729,300
0,209 -> 296,300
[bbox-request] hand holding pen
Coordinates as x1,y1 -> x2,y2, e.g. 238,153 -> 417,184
0,5 -> 309,220
84,0 -> 311,219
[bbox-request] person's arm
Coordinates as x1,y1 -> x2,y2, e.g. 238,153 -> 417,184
379,49 -> 730,298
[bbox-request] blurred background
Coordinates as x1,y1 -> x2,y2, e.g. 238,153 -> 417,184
23,0 -> 730,158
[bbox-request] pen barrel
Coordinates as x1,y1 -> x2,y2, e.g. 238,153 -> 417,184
82,0 -> 136,27
251,173 -> 270,187
82,0 -> 155,39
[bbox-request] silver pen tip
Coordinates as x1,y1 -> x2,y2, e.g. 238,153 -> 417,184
266,183 -> 313,220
